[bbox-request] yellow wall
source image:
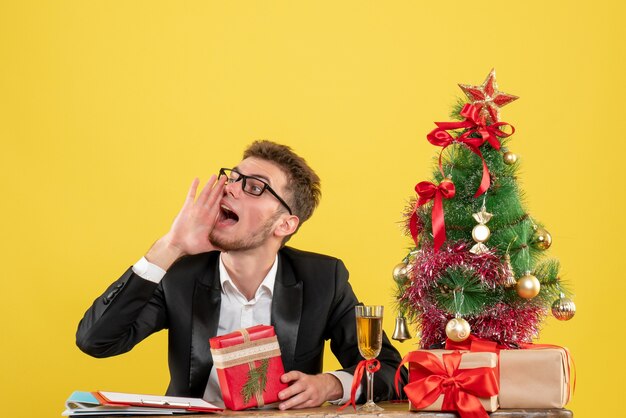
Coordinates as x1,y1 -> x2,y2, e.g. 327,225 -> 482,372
1,1 -> 622,416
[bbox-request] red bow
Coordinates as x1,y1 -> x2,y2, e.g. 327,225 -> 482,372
338,359 -> 381,411
427,103 -> 515,197
395,351 -> 498,418
409,180 -> 455,252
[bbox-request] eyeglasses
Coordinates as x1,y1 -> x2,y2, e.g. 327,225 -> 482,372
219,168 -> 293,215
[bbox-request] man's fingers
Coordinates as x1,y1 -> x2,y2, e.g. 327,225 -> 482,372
184,178 -> 200,206
278,383 -> 315,410
278,372 -> 325,410
205,175 -> 227,208
279,391 -> 311,410
278,371 -> 304,403
196,175 -> 218,205
280,371 -> 303,384
278,382 -> 301,401
202,176 -> 226,225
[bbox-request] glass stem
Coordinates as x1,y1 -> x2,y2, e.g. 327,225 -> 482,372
366,369 -> 374,404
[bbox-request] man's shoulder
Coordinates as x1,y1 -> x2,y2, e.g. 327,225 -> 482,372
162,251 -> 220,286
279,247 -> 350,295
171,250 -> 220,270
279,247 -> 347,283
279,246 -> 342,265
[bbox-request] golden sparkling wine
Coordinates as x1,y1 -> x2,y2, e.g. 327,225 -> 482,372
354,305 -> 384,412
356,315 -> 383,359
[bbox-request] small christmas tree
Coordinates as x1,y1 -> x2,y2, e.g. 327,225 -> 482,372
393,70 -> 576,349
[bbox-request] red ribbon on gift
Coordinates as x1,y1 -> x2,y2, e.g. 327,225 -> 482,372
446,335 -> 505,382
427,103 -> 515,197
338,359 -> 381,411
394,351 -> 498,418
409,179 -> 455,252
445,335 -> 506,352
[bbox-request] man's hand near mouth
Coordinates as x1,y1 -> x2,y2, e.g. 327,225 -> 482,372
145,175 -> 227,271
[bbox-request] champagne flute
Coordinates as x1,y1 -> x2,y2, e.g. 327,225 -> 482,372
355,305 -> 384,412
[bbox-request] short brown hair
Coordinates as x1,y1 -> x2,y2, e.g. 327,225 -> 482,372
243,140 -> 321,229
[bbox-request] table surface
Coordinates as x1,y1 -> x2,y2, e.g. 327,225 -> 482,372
139,402 -> 574,417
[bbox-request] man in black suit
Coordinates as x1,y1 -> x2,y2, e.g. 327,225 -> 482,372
77,140 -> 406,410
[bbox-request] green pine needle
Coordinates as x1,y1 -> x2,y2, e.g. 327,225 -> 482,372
533,259 -> 563,304
449,98 -> 468,120
434,267 -> 501,316
241,358 -> 269,404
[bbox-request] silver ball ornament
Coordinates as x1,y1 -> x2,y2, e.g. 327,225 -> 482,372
551,296 -> 576,321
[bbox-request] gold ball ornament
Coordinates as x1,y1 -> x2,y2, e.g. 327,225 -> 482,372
503,151 -> 518,165
551,296 -> 576,321
516,273 -> 541,299
392,262 -> 408,283
472,224 -> 491,243
532,227 -> 552,250
445,317 -> 471,342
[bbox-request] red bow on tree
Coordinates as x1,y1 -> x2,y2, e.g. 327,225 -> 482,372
427,103 -> 515,197
409,179 -> 455,252
394,351 -> 499,418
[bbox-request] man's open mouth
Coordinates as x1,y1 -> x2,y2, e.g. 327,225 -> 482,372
218,204 -> 239,225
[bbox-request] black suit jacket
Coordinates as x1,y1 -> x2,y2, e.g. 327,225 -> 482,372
76,247 -> 407,401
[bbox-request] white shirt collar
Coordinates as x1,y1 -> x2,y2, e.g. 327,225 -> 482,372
218,254 -> 278,300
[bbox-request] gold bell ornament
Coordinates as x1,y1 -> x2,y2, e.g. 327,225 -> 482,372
391,312 -> 412,342
551,293 -> 576,321
503,253 -> 517,288
470,206 -> 493,254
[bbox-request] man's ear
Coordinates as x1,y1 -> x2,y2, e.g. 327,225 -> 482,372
274,215 -> 300,238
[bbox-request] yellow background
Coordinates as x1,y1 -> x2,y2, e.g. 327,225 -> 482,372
1,1 -> 622,416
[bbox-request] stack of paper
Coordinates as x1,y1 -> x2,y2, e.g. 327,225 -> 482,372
62,391 -> 222,416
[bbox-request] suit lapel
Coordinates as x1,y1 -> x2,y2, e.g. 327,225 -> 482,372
189,254 -> 221,395
271,252 -> 302,371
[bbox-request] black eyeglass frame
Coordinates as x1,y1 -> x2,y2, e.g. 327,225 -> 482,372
219,168 -> 293,215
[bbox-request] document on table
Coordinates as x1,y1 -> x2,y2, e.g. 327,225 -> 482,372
62,390 -> 222,415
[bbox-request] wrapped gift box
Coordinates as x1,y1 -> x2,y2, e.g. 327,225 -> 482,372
430,346 -> 572,409
498,347 -> 571,408
209,325 -> 288,410
406,350 -> 499,413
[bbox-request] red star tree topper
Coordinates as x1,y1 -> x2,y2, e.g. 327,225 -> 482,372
458,68 -> 519,123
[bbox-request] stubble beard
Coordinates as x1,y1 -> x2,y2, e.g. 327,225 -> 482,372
209,211 -> 281,252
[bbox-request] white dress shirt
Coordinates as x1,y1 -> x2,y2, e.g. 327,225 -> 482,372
132,254 -> 358,404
